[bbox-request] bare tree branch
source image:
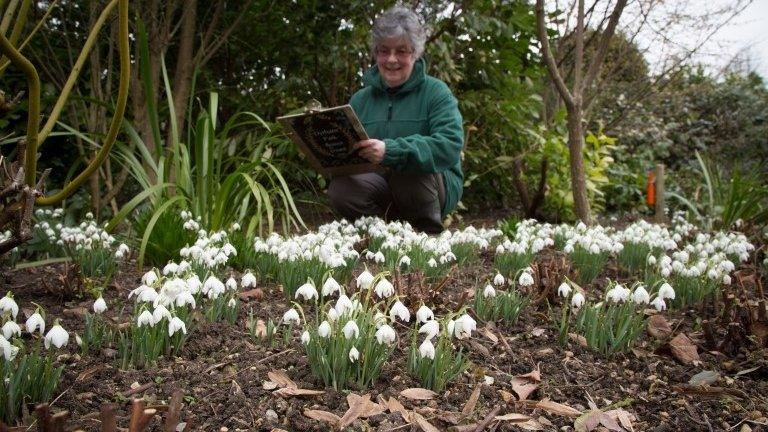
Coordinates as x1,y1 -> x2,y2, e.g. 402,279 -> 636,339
535,0 -> 575,110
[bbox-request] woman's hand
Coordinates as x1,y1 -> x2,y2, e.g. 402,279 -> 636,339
355,139 -> 386,164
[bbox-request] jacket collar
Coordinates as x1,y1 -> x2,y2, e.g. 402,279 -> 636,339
363,57 -> 426,95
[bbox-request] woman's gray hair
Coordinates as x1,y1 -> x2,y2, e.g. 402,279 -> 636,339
371,6 -> 426,58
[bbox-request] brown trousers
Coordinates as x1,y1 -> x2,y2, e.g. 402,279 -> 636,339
327,172 -> 446,233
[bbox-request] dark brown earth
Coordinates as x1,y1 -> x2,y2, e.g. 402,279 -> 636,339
1,222 -> 767,431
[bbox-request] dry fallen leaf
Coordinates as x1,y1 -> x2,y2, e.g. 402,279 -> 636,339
410,411 -> 440,432
462,385 -> 482,415
669,333 -> 700,365
536,399 -> 582,418
239,288 -> 264,301
482,327 -> 499,344
346,393 -> 386,418
605,408 -> 635,431
511,378 -> 539,401
531,328 -> 546,337
303,409 -> 341,427
273,387 -> 325,397
339,393 -> 371,429
689,370 -> 720,386
495,413 -> 532,422
568,333 -> 588,347
268,370 -> 297,389
386,396 -> 408,415
76,364 -> 104,382
647,315 -> 672,339
252,320 -> 268,338
499,389 -> 516,403
517,363 -> 542,382
400,388 -> 438,400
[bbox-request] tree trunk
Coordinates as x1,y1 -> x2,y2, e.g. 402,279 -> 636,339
566,103 -> 591,223
168,0 -> 197,148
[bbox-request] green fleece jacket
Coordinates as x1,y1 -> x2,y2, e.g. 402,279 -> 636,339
349,58 -> 464,218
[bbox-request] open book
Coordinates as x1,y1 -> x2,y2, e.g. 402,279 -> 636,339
277,104 -> 377,176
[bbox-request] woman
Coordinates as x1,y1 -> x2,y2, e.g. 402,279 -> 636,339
327,6 -> 464,234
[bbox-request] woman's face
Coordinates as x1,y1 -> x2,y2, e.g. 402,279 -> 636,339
375,37 -> 416,88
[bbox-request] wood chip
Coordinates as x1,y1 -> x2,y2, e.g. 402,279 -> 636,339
499,389 -> 515,403
272,387 -> 324,397
76,364 -> 104,382
461,385 -> 482,415
568,333 -> 588,347
647,315 -> 672,339
267,370 -> 297,389
239,288 -> 264,301
669,333 -> 700,365
400,388 -> 438,400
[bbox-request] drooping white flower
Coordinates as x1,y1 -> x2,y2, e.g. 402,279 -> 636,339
93,297 -> 107,314
493,273 -> 505,286
327,307 -> 340,322
390,301 -> 410,323
168,316 -> 187,336
295,282 -> 319,301
416,305 -> 434,324
186,275 -> 202,294
606,285 -> 630,303
1,335 -> 19,361
335,294 -> 353,316
2,320 -> 21,339
399,255 -> 411,266
453,314 -> 476,339
162,262 -> 179,275
318,321 -> 331,338
419,338 -> 435,359
241,272 -> 257,288
557,282 -> 571,297
152,305 -> 172,323
26,312 -> 45,334
518,272 -> 535,287
44,322 -> 69,349
571,292 -> 586,308
722,275 -> 731,285
322,277 -> 341,297
228,298 -> 237,308
658,282 -> 675,300
203,276 -> 225,299
356,270 -> 375,289
141,270 -> 159,286
651,296 -> 666,311
282,308 -> 300,325
483,284 -> 496,298
632,286 -> 650,305
175,291 -> 196,309
647,255 -> 657,266
136,310 -> 155,327
375,278 -> 395,298
348,346 -> 360,362
225,277 -> 238,290
301,330 -> 311,345
0,293 -> 19,319
375,325 -> 396,345
427,258 -> 437,268
373,311 -> 387,328
343,320 -> 360,339
419,320 -> 440,340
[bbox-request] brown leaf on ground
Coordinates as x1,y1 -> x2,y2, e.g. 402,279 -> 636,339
346,393 -> 386,418
689,370 -> 720,386
272,387 -> 324,397
76,364 -> 104,382
499,389 -> 516,403
410,411 -> 441,432
517,363 -> 542,382
568,333 -> 588,347
268,370 -> 297,388
339,393 -> 371,429
511,378 -> 539,401
669,333 -> 700,365
647,315 -> 672,339
385,396 -> 408,415
605,408 -> 636,431
535,399 -> 582,418
469,339 -> 491,357
239,288 -> 264,301
461,385 -> 482,415
252,320 -> 267,338
400,388 -> 438,400
303,409 -> 341,427
482,327 -> 499,344
495,413 -> 532,422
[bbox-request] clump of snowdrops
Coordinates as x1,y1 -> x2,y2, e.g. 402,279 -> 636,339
495,219 -> 553,277
562,223 -> 622,285
1,293 -> 69,424
615,220 -> 677,275
473,270 -> 532,325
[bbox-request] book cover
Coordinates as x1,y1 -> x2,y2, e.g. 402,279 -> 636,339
277,105 -> 377,176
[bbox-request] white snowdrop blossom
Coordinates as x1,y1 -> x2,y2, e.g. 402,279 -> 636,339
493,273 -> 505,286
375,324 -> 396,345
416,305 -> 434,324
321,277 -> 341,297
453,314 -> 476,339
225,277 -> 238,290
241,272 -> 257,288
44,323 -> 69,349
175,291 -> 196,309
349,346 -> 360,362
374,278 -> 395,298
326,307 -> 340,322
427,258 -> 437,268
295,282 -> 319,301
658,283 -> 675,300
228,298 -> 237,308
356,270 -> 375,289
651,296 -> 666,311
518,272 -> 535,287
389,301 -> 410,323
152,305 -> 172,323
26,312 -> 45,334
1,335 -> 19,361
93,297 -> 107,314
311,320 -> 329,339
632,286 -> 650,305
0,293 -> 18,319
399,255 -> 411,266
301,331 -> 311,345
557,282 -> 571,297
203,276 -> 226,299
571,292 -> 585,308
2,320 -> 21,339
606,285 -> 630,303
282,308 -> 301,325
335,295 -> 354,316
168,317 -> 187,336
419,338 -> 435,359
419,320 -> 440,340
343,320 -> 360,339
723,275 -> 731,285
483,284 -> 496,298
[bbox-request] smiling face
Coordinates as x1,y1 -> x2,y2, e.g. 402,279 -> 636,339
375,37 -> 416,88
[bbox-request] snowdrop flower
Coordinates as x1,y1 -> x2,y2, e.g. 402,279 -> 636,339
399,255 -> 411,266
647,255 -> 657,266
141,270 -> 159,286
632,286 -> 650,305
356,270 -> 375,290
137,310 -> 155,327
318,321 -> 331,338
416,305 -> 434,324
44,322 -> 69,349
186,275 -> 202,294
343,320 -> 360,339
493,273 -> 505,286
241,272 -> 257,288
373,311 -> 388,328
228,298 -> 237,308
0,293 -> 18,319
723,275 -> 731,285
327,307 -> 340,322
651,296 -> 666,311
518,272 -> 535,287
373,251 -> 385,263
419,338 -> 435,359
168,316 -> 187,336
225,277 -> 238,290
606,285 -> 630,303
389,301 -> 410,322
453,314 -> 476,339
301,331 -> 311,345
321,277 -> 341,297
153,305 -> 173,323
295,282 -> 319,301
349,346 -> 360,362
282,308 -> 300,325
93,297 -> 107,314
335,295 -> 353,316
1,335 -> 19,361
571,292 -> 586,308
2,320 -> 21,339
419,320 -> 440,340
375,278 -> 395,299
483,284 -> 496,298
658,282 -> 675,300
375,325 -> 396,345
175,291 -> 196,309
162,262 -> 179,275
427,258 -> 437,268
558,282 -> 571,297
26,312 -> 45,334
